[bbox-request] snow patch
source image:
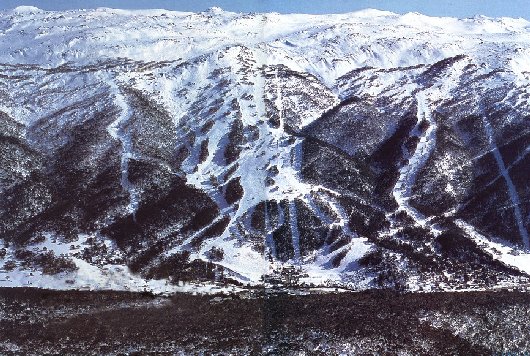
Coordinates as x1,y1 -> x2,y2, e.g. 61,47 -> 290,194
482,116 -> 529,250
103,73 -> 140,219
11,6 -> 43,14
457,220 -> 530,275
392,91 -> 439,231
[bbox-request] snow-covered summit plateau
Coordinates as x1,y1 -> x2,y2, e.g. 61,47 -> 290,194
0,7 -> 529,293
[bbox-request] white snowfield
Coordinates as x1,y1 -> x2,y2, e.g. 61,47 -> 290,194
0,6 -> 529,77
0,6 -> 529,293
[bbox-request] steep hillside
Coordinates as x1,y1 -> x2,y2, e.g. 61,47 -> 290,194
0,6 -> 529,292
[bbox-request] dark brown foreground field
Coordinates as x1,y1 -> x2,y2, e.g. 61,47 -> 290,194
0,287 -> 529,355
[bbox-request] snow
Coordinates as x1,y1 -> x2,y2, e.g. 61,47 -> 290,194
0,6 -> 528,76
393,91 -> 439,231
0,236 -> 243,295
1,7 -> 530,291
481,116 -> 529,250
391,56 -> 468,237
264,204 -> 278,259
300,236 -> 373,288
11,6 -> 43,14
288,200 -> 301,263
456,220 -> 530,275
102,72 -> 139,218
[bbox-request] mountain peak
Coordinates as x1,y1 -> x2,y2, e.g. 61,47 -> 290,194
204,7 -> 225,14
0,7 -> 529,293
12,5 -> 43,14
350,8 -> 397,17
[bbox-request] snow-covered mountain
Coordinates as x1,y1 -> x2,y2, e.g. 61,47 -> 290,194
0,6 -> 529,292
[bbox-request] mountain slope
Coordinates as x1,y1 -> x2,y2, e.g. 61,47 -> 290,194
0,7 -> 529,292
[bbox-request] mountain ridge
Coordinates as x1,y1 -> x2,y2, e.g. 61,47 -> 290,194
0,8 -> 529,293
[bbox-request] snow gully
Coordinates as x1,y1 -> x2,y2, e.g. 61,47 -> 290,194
482,116 -> 530,250
392,91 -> 439,233
105,74 -> 140,221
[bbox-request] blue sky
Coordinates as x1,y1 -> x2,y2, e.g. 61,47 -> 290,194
2,1 -> 529,19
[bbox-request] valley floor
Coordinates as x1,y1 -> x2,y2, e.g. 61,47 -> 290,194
0,288 -> 529,354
